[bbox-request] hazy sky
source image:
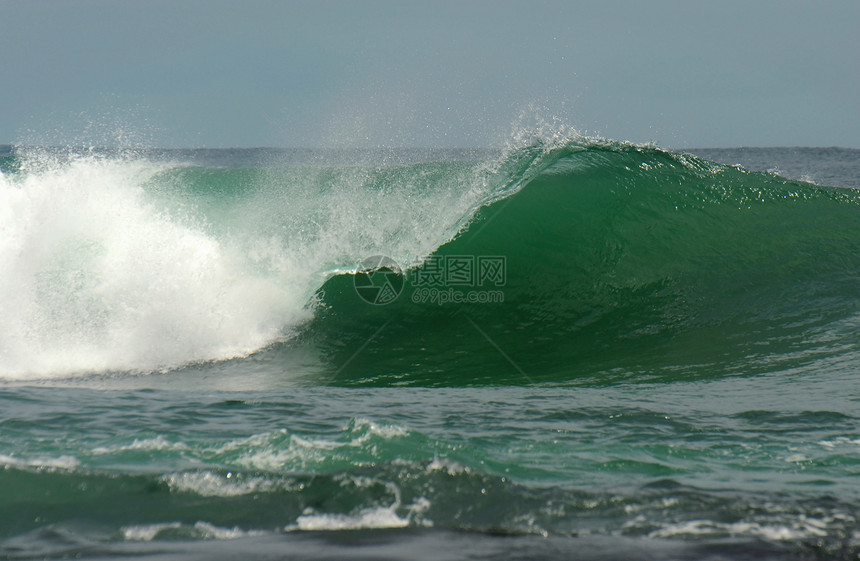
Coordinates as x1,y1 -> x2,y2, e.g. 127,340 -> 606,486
2,0 -> 858,148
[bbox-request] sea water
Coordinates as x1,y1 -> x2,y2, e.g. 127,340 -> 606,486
1,137 -> 859,560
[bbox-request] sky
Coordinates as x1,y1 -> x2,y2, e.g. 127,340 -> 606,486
1,0 -> 858,149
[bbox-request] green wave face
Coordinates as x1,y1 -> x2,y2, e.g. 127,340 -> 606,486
304,142 -> 860,386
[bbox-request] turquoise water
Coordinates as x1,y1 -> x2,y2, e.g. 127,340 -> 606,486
0,139 -> 859,560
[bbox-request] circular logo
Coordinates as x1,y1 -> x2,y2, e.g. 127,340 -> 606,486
353,255 -> 404,305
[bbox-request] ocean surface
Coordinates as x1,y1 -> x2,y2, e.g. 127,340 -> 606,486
1,137 -> 859,560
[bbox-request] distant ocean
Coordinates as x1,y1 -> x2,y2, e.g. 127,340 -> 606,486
1,136 -> 859,560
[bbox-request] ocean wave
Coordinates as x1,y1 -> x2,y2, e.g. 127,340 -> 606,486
3,138 -> 860,384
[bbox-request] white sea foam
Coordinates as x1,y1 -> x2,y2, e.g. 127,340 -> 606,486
648,517 -> 830,541
231,432 -> 328,472
219,420 -> 410,471
0,453 -> 81,470
92,435 -> 190,454
121,522 -> 182,541
290,495 -> 432,531
120,521 -> 262,541
426,456 -> 471,475
349,417 -> 410,440
292,506 -> 410,531
162,471 -> 286,497
818,437 -> 860,449
0,155 -> 309,378
286,468 -> 432,532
